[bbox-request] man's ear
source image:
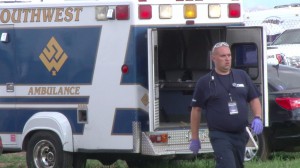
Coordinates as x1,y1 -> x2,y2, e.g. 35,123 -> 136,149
210,54 -> 215,69
211,54 -> 215,62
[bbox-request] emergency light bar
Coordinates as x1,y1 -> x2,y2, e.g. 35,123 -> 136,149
139,5 -> 152,19
184,4 -> 197,19
95,5 -> 129,20
95,6 -> 108,20
228,3 -> 240,18
159,4 -> 172,19
116,5 -> 129,20
95,3 -> 240,21
208,4 -> 221,18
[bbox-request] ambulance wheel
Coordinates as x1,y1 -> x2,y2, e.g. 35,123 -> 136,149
257,129 -> 270,160
126,157 -> 163,167
99,157 -> 116,165
73,153 -> 87,168
26,131 -> 73,168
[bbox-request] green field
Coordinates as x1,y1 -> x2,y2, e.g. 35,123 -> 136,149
1,152 -> 300,168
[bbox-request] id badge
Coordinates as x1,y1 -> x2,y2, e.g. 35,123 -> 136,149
228,101 -> 238,115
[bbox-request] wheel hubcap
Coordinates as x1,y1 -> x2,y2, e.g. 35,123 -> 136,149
33,140 -> 56,168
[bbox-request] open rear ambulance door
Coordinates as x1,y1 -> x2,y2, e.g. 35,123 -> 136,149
147,28 -> 159,132
226,26 -> 268,160
226,26 -> 268,126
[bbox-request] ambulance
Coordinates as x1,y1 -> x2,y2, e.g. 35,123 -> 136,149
0,0 -> 268,167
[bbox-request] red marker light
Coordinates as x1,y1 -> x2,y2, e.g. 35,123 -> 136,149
121,64 -> 129,74
228,4 -> 240,18
139,5 -> 152,19
116,5 -> 129,20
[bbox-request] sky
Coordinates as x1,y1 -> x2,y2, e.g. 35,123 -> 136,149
244,0 -> 300,10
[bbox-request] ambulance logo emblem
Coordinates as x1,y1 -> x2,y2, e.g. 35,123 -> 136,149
39,37 -> 68,76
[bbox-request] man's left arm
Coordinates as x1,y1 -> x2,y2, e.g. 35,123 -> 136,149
250,97 -> 262,118
250,97 -> 263,135
240,69 -> 263,134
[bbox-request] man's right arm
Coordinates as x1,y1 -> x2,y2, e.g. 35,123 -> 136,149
190,106 -> 201,139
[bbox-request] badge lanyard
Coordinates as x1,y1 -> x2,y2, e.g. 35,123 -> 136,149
215,71 -> 239,115
215,71 -> 233,101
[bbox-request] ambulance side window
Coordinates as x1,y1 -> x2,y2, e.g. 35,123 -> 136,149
232,43 -> 258,80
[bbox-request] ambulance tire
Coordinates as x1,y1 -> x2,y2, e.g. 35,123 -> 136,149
73,153 -> 87,168
26,131 -> 73,168
126,159 -> 146,167
126,157 -> 164,168
257,129 -> 270,161
99,157 -> 116,165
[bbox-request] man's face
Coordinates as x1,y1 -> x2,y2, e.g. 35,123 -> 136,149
212,46 -> 232,73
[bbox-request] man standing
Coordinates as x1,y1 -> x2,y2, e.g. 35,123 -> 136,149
189,42 -> 263,168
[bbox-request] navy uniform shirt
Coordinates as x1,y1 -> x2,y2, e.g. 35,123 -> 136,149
191,69 -> 261,133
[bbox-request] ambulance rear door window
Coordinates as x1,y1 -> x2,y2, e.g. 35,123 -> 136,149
232,43 -> 258,80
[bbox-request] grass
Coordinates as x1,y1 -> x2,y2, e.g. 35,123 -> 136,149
1,152 -> 300,168
245,152 -> 300,168
0,152 -> 26,168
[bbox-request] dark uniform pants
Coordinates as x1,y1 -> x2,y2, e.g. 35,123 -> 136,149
209,130 -> 249,168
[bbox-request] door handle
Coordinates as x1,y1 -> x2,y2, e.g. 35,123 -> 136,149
6,83 -> 14,92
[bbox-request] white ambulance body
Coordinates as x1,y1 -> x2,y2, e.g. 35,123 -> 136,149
0,0 -> 267,167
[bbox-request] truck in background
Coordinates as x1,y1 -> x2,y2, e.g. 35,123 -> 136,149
244,3 -> 300,43
0,0 -> 267,167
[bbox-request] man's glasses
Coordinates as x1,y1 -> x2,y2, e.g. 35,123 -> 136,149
212,42 -> 229,53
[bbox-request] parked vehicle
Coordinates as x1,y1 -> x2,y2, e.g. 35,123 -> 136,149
253,64 -> 300,160
264,29 -> 300,160
244,5 -> 300,43
267,28 -> 300,67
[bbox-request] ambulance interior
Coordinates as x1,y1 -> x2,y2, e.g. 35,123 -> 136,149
155,27 -> 260,129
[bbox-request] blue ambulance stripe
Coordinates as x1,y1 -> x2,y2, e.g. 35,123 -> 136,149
0,96 -> 89,104
0,109 -> 84,134
121,27 -> 148,88
112,109 -> 149,135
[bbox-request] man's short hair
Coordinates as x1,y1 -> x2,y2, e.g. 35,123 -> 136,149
212,42 -> 229,54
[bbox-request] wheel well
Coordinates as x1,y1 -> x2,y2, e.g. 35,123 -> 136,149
22,112 -> 74,152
